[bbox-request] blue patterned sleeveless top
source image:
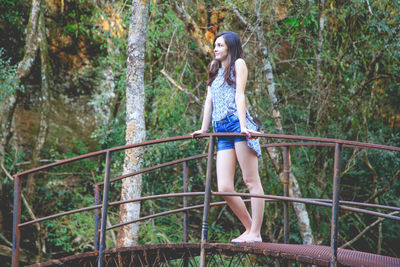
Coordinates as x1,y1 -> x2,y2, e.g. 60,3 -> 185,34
211,68 -> 237,121
210,68 -> 262,158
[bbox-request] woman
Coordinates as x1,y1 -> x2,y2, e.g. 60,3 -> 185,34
192,32 -> 264,243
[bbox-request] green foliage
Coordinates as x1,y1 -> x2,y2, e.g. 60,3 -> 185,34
0,0 -> 27,60
0,48 -> 23,100
145,2 -> 204,140
44,212 -> 95,254
61,0 -> 97,39
45,220 -> 74,252
0,0 -> 27,33
139,214 -> 184,245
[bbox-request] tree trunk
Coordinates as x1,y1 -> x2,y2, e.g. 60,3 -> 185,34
91,2 -> 123,136
0,95 -> 18,179
0,96 -> 17,166
26,0 -> 51,201
9,0 -> 41,171
255,4 -> 314,245
255,26 -> 314,244
16,0 -> 42,200
116,0 -> 148,248
0,0 -> 42,249
0,94 -> 17,235
17,0 -> 41,81
13,0 -> 52,260
24,0 -> 52,261
315,0 -> 327,129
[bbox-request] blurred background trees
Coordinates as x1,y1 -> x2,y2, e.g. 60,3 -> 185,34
0,0 -> 399,265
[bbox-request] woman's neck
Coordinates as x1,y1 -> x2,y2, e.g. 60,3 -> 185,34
220,59 -> 229,69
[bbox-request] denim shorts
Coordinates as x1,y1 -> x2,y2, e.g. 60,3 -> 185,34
213,114 -> 246,152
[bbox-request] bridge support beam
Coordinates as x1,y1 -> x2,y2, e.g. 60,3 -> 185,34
183,161 -> 189,267
282,146 -> 290,244
12,175 -> 21,267
183,161 -> 189,243
200,136 -> 214,267
98,150 -> 112,267
330,143 -> 342,267
94,184 -> 101,251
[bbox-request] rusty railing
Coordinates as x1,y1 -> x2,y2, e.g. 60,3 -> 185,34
11,133 -> 400,267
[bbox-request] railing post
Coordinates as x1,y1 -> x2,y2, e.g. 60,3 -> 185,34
282,146 -> 290,244
183,161 -> 189,267
94,184 -> 101,251
12,175 -> 22,267
200,136 -> 214,267
330,143 -> 342,267
183,161 -> 189,243
98,150 -> 112,267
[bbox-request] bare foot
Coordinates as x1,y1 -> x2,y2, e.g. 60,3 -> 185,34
231,233 -> 262,243
231,231 -> 250,243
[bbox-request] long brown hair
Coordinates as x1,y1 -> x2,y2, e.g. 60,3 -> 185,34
207,32 -> 243,86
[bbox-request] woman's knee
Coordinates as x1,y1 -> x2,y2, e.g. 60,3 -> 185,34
243,176 -> 263,192
218,184 -> 234,193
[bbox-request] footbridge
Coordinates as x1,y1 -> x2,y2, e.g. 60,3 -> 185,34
11,133 -> 400,266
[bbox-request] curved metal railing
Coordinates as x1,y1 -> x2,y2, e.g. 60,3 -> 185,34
11,133 -> 400,267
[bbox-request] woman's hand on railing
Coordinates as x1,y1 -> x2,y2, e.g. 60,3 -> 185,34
191,129 -> 207,140
240,128 -> 260,139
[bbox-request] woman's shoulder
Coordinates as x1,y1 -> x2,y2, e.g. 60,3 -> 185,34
234,58 -> 247,69
234,58 -> 246,65
234,58 -> 247,73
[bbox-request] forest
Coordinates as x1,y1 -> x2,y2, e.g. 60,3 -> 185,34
0,0 -> 399,265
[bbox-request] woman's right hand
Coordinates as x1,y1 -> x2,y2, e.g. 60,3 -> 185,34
191,129 -> 207,139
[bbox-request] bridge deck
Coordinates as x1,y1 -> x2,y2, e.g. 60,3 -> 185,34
28,242 -> 400,267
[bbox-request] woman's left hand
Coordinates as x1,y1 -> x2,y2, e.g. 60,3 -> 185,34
241,128 -> 260,139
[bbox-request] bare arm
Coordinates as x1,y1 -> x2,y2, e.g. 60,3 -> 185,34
192,86 -> 212,136
235,59 -> 259,137
234,59 -> 248,132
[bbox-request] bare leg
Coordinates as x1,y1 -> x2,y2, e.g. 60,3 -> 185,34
234,141 -> 264,241
216,149 -> 252,236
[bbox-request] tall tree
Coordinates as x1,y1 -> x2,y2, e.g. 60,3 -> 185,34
315,0 -> 327,131
116,0 -> 149,247
90,1 -> 125,143
3,0 -> 52,261
16,0 -> 41,81
0,53 -> 19,249
28,1 -> 52,261
0,0 -> 41,173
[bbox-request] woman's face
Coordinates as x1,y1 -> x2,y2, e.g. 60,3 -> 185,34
214,36 -> 228,62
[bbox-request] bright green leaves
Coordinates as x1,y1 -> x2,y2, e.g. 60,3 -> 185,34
0,48 -> 23,101
283,15 -> 301,29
